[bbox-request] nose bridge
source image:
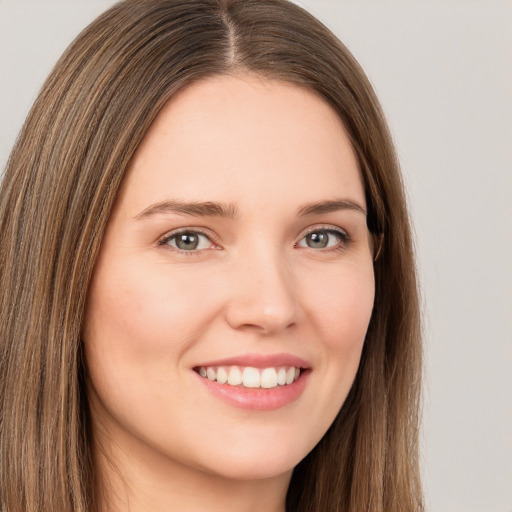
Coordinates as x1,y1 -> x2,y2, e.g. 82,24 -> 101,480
225,238 -> 298,334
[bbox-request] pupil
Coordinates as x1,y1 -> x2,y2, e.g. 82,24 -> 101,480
176,233 -> 199,250
307,231 -> 328,248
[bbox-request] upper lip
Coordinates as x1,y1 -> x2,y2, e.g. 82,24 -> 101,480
195,353 -> 311,369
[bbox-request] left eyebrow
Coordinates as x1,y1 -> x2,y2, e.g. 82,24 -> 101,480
297,199 -> 367,217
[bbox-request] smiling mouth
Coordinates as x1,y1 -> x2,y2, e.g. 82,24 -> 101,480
194,365 -> 302,389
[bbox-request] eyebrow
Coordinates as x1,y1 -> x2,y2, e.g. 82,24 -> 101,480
297,199 -> 367,217
135,200 -> 239,220
134,198 -> 366,220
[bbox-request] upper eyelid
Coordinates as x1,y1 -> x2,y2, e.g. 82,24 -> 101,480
298,224 -> 349,238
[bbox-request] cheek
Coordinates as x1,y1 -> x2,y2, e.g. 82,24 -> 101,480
82,257 -> 215,438
301,262 -> 374,413
84,258 -> 215,365
307,262 -> 375,348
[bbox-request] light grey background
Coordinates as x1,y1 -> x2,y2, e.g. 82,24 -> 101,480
1,1 -> 511,511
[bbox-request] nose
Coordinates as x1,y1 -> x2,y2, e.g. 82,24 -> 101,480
224,247 -> 298,335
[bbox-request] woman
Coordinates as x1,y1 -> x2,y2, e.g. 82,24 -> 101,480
0,0 -> 423,511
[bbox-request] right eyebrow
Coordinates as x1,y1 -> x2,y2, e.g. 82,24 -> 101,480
134,199 -> 239,220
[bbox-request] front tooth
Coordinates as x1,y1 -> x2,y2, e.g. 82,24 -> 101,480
285,367 -> 295,385
243,367 -> 261,388
217,367 -> 228,384
277,367 -> 287,385
261,368 -> 278,388
228,366 -> 242,386
206,367 -> 217,381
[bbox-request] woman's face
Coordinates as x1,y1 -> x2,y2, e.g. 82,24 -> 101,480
83,74 -> 375,483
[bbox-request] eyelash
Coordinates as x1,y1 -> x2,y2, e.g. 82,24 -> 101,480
157,228 -> 217,256
296,225 -> 351,252
157,225 -> 351,255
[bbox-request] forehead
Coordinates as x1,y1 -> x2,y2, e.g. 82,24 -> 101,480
118,73 -> 365,214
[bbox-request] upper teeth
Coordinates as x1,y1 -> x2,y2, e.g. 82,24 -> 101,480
197,366 -> 301,389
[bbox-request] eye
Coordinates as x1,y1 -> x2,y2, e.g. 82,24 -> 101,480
159,230 -> 214,252
296,228 -> 348,250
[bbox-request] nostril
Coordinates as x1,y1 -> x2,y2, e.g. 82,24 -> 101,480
224,300 -> 298,335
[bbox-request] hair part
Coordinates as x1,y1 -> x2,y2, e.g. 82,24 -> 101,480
0,1 -> 423,510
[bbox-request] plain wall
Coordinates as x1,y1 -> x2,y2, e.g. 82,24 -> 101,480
1,1 -> 511,511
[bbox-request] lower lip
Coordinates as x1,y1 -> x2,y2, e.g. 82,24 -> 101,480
194,370 -> 310,411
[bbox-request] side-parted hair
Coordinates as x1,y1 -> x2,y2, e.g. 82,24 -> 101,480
0,1 -> 423,511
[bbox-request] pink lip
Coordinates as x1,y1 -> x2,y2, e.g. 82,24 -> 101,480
193,353 -> 312,411
195,352 -> 311,369
194,369 -> 310,412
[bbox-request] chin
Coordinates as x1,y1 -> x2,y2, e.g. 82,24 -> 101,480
200,453 -> 299,482
185,428 -> 317,482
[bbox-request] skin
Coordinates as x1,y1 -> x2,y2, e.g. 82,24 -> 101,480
83,73 -> 375,512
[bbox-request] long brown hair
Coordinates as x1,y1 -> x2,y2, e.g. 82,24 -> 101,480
0,1 -> 423,510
